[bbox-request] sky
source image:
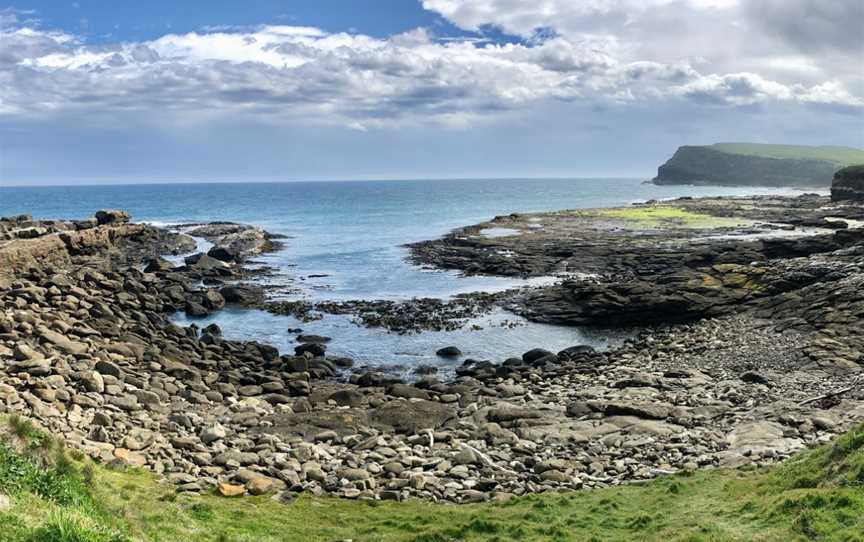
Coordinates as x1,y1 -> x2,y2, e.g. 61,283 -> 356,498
0,0 -> 862,185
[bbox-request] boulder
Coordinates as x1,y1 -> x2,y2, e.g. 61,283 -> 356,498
95,209 -> 130,225
220,285 -> 263,305
296,334 -> 331,344
37,326 -> 88,355
831,164 -> 864,202
522,348 -> 556,364
295,343 -> 326,357
246,476 -> 275,496
143,258 -> 175,273
200,423 -> 227,444
436,346 -> 462,358
217,482 -> 245,497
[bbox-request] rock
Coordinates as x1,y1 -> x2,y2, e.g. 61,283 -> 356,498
371,400 -> 456,433
522,348 -> 556,363
741,372 -> 772,386
113,448 -> 147,467
296,334 -> 331,344
539,469 -> 569,483
557,345 -> 596,359
354,371 -> 403,388
339,468 -> 370,481
200,423 -> 227,444
13,343 -> 42,362
238,385 -> 263,397
725,421 -> 805,459
37,326 -> 87,355
604,402 -> 671,420
328,389 -> 364,408
215,451 -> 260,466
831,164 -> 864,202
108,395 -> 139,411
295,343 -> 326,357
81,371 -> 105,393
436,346 -> 462,358
220,285 -> 263,305
386,384 -> 430,400
184,301 -> 209,317
186,253 -> 230,272
95,209 -> 130,225
143,258 -> 175,273
207,246 -> 238,262
383,462 -> 404,476
217,482 -> 245,497
565,401 -> 594,417
94,360 -> 123,380
246,477 -> 275,496
487,406 -> 542,423
452,448 -> 478,466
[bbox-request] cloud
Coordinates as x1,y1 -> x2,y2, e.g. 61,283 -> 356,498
423,0 -> 864,95
744,0 -> 864,55
0,3 -> 860,131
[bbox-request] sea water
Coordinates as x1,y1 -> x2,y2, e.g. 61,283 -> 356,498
0,178 -> 812,373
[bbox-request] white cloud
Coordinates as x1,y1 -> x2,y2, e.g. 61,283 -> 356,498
0,7 -> 860,131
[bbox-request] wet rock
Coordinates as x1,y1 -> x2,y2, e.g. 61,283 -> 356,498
436,346 -> 462,358
295,343 -> 326,357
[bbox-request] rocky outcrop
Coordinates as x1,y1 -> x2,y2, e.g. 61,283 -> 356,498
652,144 -> 861,187
185,223 -> 281,262
3,204 -> 864,505
831,164 -> 864,202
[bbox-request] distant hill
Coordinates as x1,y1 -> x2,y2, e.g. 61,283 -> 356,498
653,143 -> 864,187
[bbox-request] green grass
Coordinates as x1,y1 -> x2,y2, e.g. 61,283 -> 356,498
592,206 -> 749,228
710,143 -> 864,165
1,416 -> 863,542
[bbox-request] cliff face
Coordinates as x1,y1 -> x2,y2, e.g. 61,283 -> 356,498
831,165 -> 864,202
653,146 -> 842,187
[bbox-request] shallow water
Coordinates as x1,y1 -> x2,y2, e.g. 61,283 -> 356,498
170,307 -> 632,378
0,178 -> 816,368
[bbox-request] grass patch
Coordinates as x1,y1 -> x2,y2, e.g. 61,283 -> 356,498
593,206 -> 748,228
0,416 -> 862,541
710,142 -> 864,165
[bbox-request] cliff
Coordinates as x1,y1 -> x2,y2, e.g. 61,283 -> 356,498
653,143 -> 864,187
831,164 -> 864,202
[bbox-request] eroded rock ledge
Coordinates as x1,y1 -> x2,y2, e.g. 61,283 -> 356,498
1,204 -> 863,505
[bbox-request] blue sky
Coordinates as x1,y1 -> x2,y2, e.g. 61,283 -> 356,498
9,1 -> 468,42
1,1 -> 862,185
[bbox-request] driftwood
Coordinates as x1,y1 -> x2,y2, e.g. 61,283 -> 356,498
798,386 -> 855,406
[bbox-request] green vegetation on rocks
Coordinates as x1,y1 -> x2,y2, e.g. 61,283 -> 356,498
592,206 -> 749,228
1,414 -> 862,542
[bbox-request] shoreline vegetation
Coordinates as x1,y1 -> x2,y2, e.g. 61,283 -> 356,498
1,187 -> 863,540
1,413 -> 862,541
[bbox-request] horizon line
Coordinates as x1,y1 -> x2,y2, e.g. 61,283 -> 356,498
0,175 -> 651,189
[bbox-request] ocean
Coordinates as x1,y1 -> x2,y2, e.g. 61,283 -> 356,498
0,178 -> 811,374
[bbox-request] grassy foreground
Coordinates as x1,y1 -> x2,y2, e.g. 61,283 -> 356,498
0,416 -> 862,542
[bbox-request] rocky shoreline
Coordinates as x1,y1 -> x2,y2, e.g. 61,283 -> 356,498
1,198 -> 863,505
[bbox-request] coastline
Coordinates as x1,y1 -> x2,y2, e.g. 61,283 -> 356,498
1,195 -> 863,504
